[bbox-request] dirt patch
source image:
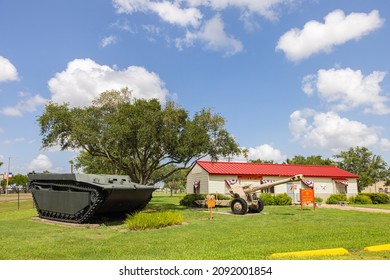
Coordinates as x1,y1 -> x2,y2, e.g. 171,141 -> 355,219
32,217 -> 100,228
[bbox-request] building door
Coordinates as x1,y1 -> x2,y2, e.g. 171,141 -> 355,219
287,183 -> 299,204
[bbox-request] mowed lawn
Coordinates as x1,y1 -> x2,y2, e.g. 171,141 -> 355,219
0,193 -> 389,260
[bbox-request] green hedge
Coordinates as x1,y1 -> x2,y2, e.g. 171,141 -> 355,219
179,194 -> 206,207
259,193 -> 292,206
326,194 -> 348,204
352,194 -> 372,204
364,193 -> 390,204
179,193 -> 231,207
349,193 -> 389,204
259,193 -> 275,205
274,193 -> 292,205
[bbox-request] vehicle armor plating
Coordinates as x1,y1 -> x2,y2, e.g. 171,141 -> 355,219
28,173 -> 159,223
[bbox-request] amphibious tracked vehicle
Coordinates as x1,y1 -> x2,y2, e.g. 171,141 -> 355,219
28,173 -> 159,223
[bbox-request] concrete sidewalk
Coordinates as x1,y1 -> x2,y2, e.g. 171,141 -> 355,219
320,203 -> 390,213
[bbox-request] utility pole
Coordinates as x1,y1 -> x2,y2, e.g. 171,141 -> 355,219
5,157 -> 11,195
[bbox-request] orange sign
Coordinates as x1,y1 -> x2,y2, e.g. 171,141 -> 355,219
206,196 -> 216,220
300,189 -> 315,210
207,199 -> 216,208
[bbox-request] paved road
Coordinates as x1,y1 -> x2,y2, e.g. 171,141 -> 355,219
320,204 -> 390,213
0,193 -> 32,202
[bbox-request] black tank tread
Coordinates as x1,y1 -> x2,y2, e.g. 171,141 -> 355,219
30,181 -> 105,224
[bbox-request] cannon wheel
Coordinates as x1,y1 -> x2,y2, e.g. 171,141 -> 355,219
249,199 -> 265,213
231,198 -> 248,215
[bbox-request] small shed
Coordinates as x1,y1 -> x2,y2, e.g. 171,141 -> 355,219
186,161 -> 359,203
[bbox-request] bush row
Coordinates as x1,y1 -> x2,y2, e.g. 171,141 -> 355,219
326,193 -> 390,205
259,193 -> 292,206
180,192 -> 390,207
180,193 -> 294,207
179,193 -> 231,207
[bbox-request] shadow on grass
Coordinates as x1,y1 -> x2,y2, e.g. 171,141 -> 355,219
89,214 -> 127,226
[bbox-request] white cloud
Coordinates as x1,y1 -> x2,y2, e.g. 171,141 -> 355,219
233,144 -> 287,163
0,94 -> 47,117
2,137 -> 25,145
113,0 -> 202,27
289,110 -> 385,152
112,19 -> 137,33
48,58 -> 170,107
276,9 -> 384,61
0,107 -> 22,117
242,144 -> 287,163
176,14 -> 243,56
113,0 -> 297,54
303,68 -> 390,115
188,0 -> 292,21
380,138 -> 390,151
0,56 -> 19,82
28,154 -> 53,172
301,74 -> 316,95
100,35 -> 117,47
150,1 -> 202,27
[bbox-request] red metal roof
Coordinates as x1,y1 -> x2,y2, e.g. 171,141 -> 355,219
196,161 -> 358,179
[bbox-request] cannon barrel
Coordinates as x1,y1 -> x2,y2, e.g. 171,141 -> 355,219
242,174 -> 304,194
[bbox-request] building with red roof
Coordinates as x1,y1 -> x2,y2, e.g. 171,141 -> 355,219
187,161 -> 358,202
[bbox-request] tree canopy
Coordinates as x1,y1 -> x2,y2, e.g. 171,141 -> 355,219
334,146 -> 389,192
38,89 -> 240,184
286,155 -> 334,166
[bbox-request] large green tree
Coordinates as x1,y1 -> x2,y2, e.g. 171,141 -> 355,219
286,155 -> 334,165
11,174 -> 29,192
333,146 -> 389,192
160,164 -> 188,196
38,89 -> 239,184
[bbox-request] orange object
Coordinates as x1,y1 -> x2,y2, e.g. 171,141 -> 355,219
300,189 -> 315,210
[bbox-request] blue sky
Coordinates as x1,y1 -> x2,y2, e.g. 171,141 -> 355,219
1,0 -> 390,175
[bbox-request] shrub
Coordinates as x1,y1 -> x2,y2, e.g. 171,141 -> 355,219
326,194 -> 348,204
353,194 -> 372,204
260,193 -> 276,205
179,194 -> 206,207
315,197 -> 323,203
214,193 -> 231,200
124,211 -> 183,230
179,193 -> 231,207
364,193 -> 390,204
274,193 -> 292,205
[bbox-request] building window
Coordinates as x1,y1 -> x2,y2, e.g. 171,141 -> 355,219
193,180 -> 200,194
261,187 -> 274,194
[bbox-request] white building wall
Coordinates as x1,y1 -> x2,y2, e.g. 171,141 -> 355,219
312,178 -> 334,201
186,164 -> 209,194
346,179 -> 358,196
208,175 -> 271,195
208,175 -> 235,194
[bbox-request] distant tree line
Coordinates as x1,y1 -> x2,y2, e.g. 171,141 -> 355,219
1,174 -> 29,193
249,147 -> 390,192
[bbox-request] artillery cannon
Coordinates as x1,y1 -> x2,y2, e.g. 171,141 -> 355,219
28,173 -> 159,223
225,174 -> 304,214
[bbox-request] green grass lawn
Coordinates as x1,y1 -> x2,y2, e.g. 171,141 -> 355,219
0,193 -> 389,260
